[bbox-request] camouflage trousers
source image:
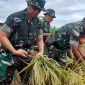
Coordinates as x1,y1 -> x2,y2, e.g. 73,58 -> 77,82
52,49 -> 67,66
44,45 -> 55,57
44,45 -> 67,66
0,53 -> 31,85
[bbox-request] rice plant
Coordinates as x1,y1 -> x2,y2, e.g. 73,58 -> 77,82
18,55 -> 68,85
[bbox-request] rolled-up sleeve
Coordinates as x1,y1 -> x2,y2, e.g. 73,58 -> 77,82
37,29 -> 43,36
0,14 -> 15,36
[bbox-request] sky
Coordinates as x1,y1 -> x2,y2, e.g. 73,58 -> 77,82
0,0 -> 85,28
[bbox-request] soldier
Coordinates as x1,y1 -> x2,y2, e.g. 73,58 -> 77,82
40,9 -> 56,40
39,9 -> 56,56
0,0 -> 45,84
45,17 -> 85,65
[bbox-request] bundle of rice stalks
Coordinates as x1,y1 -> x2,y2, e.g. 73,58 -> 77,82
18,55 -> 68,85
64,58 -> 85,85
17,49 -> 85,85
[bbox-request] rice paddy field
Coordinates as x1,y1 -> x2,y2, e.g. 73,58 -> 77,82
0,26 -> 85,85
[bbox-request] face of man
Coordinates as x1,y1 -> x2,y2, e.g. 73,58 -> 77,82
45,15 -> 53,22
27,5 -> 41,18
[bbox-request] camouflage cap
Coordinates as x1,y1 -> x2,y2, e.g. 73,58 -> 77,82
25,0 -> 46,11
44,9 -> 56,18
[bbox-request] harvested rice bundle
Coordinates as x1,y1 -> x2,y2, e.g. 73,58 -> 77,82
18,55 -> 68,85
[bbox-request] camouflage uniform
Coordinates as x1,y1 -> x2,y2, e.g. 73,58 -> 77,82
39,9 -> 56,56
0,8 -> 43,84
39,17 -> 50,40
45,21 -> 85,65
38,17 -> 51,55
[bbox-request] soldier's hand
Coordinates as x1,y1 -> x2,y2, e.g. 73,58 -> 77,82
13,49 -> 28,57
38,51 -> 43,57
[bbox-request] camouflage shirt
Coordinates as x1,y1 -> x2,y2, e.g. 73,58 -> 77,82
0,8 -> 43,51
39,17 -> 50,33
45,21 -> 85,50
39,17 -> 50,41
